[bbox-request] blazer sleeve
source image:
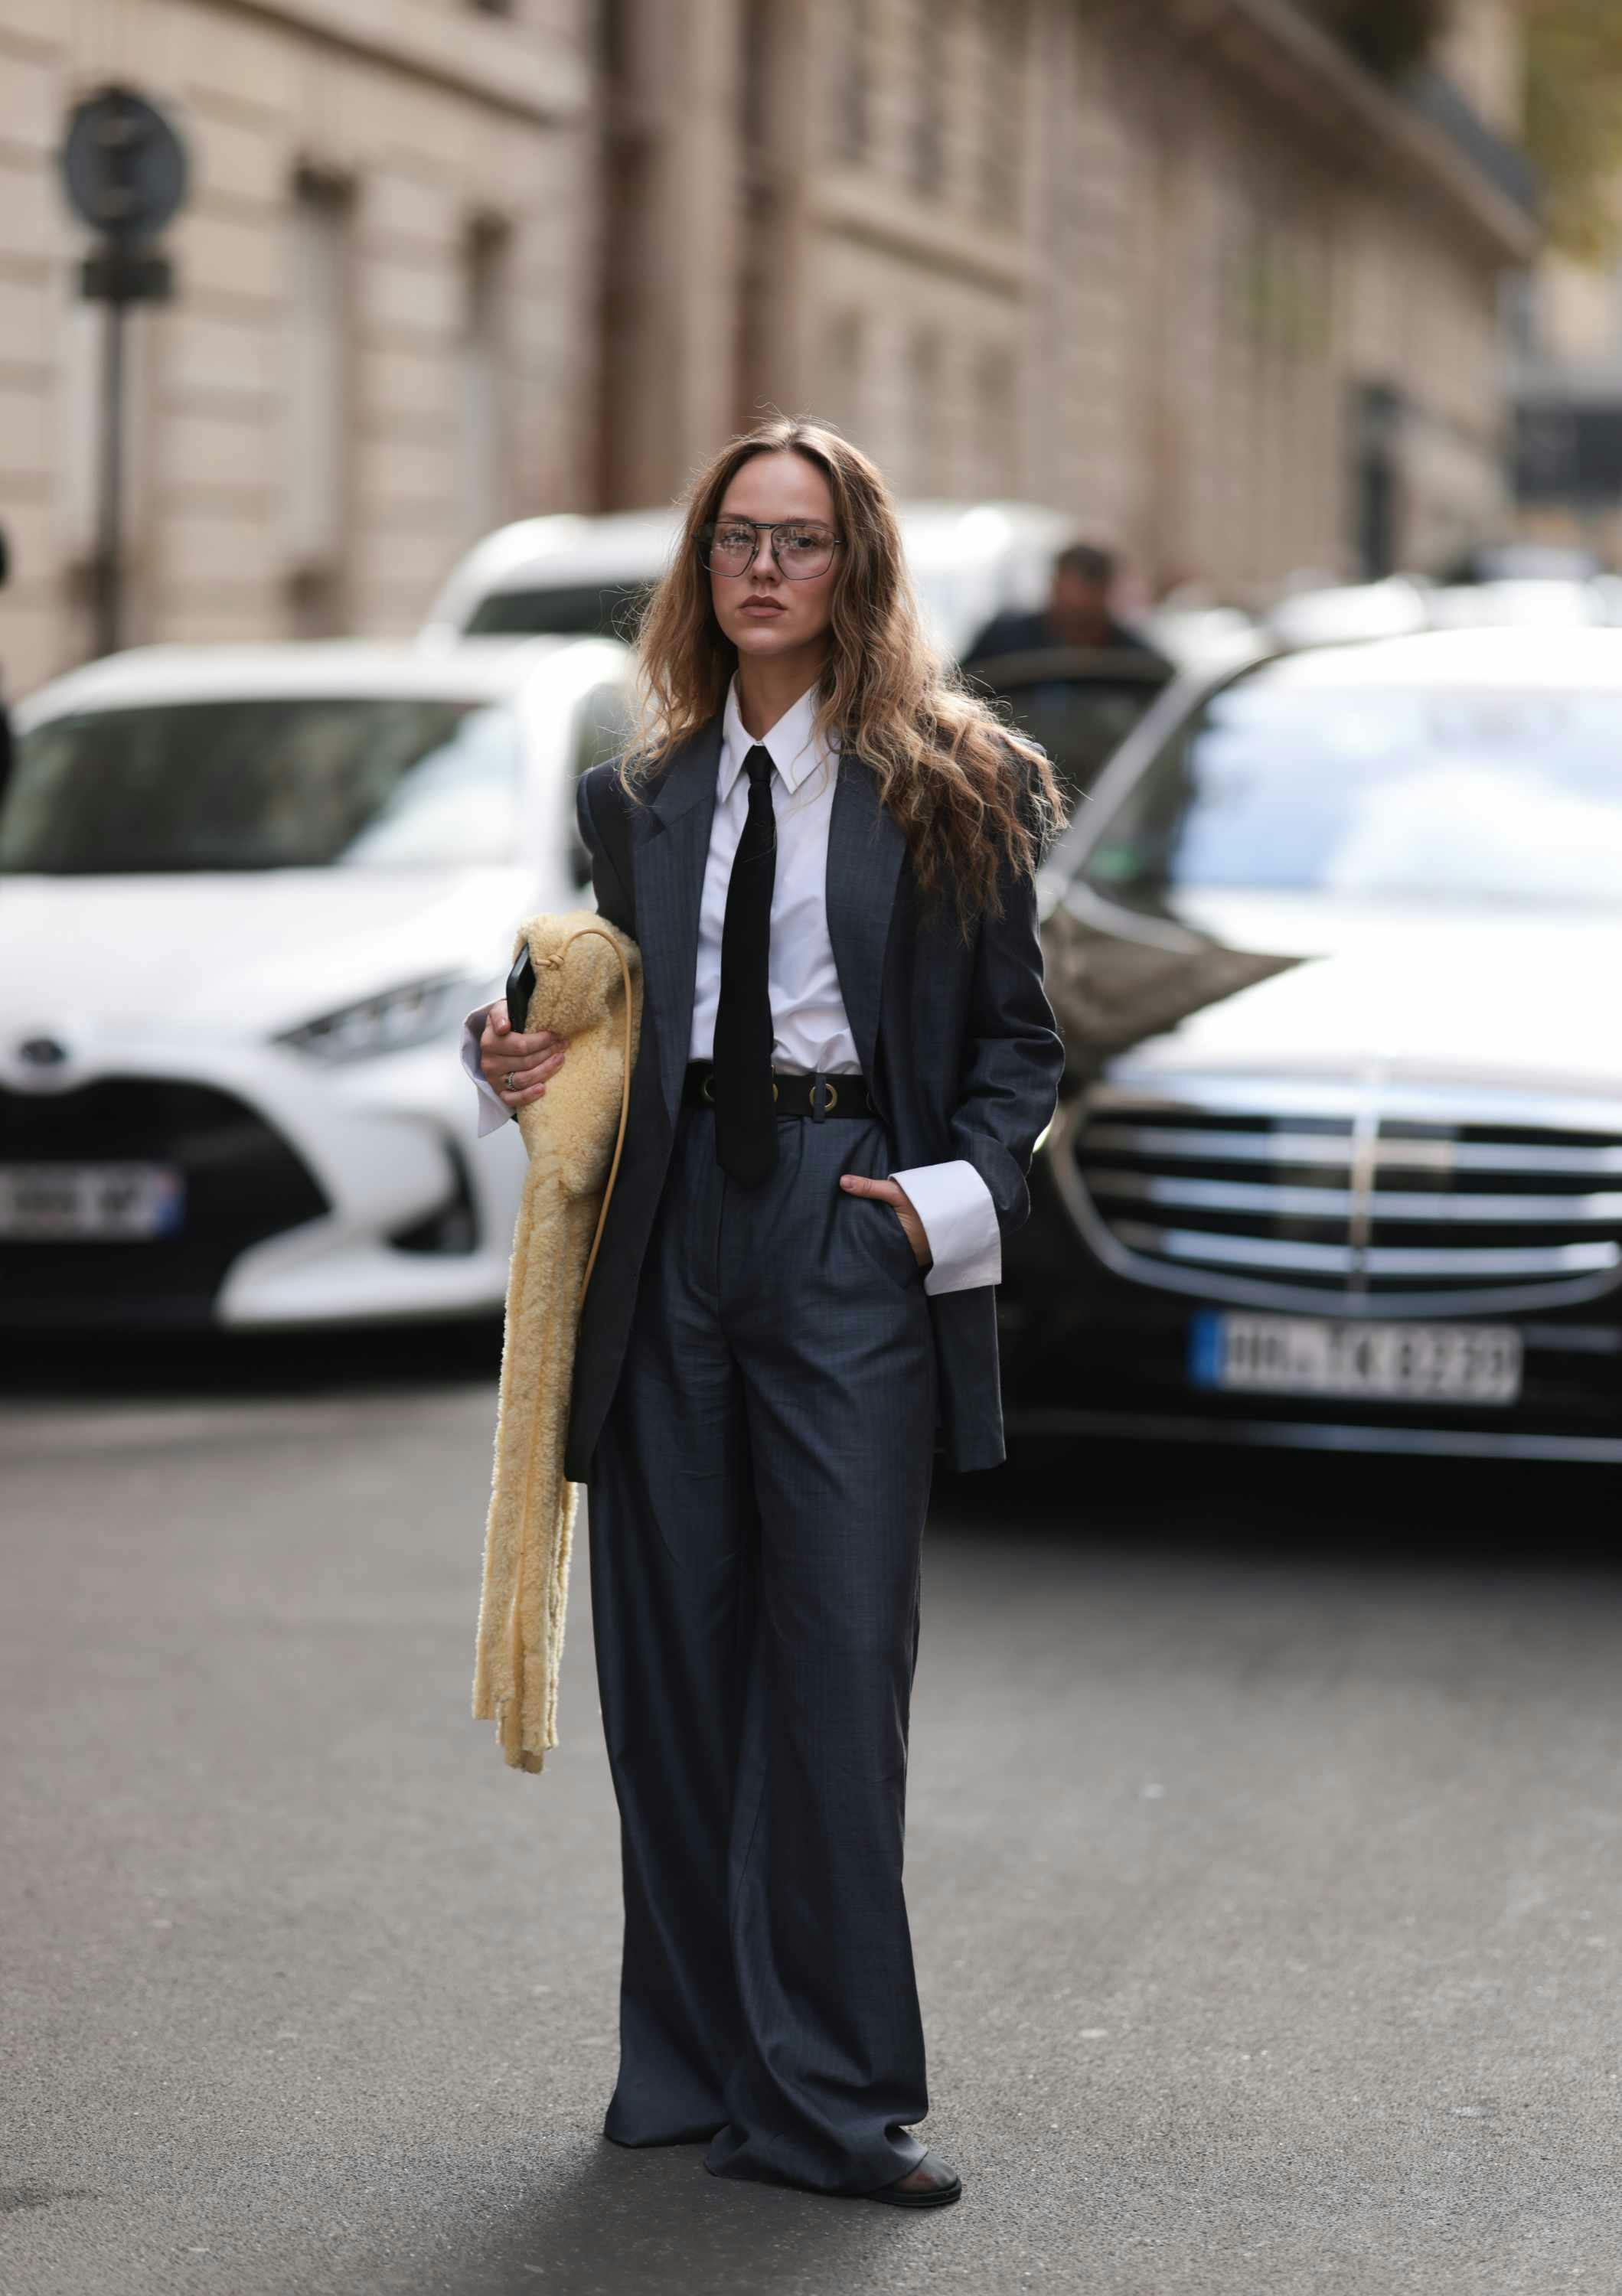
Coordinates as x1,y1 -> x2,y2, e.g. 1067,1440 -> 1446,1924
945,788 -> 1066,1241
576,765 -> 635,936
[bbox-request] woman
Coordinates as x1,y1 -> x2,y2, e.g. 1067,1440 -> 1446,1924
467,418 -> 1067,2206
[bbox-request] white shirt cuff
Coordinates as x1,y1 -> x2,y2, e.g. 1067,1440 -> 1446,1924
462,1004 -> 513,1138
888,1159 -> 1002,1295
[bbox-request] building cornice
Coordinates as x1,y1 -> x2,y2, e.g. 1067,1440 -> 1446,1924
811,171 -> 1030,298
191,0 -> 592,125
1163,0 -> 1539,262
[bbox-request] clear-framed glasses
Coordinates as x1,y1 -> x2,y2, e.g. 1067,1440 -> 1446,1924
697,518 -> 843,580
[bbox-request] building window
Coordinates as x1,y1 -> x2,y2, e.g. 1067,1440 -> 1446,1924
285,167 -> 353,636
909,325 -> 944,494
911,0 -> 952,195
460,215 -> 510,542
835,0 -> 871,165
974,347 -> 1017,497
740,2 -> 771,156
1500,269 -> 1538,360
597,0 -> 629,76
824,309 -> 866,444
977,0 -> 1025,225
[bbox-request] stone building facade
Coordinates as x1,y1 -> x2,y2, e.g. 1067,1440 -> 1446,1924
1509,181 -> 1622,565
0,0 -> 597,692
1,0 -> 1536,696
600,0 -> 1536,598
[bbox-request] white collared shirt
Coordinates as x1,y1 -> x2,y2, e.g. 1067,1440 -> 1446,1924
461,677 -> 1001,1294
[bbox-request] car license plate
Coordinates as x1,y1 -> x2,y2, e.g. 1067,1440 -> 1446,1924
1190,1313 -> 1522,1406
0,1163 -> 186,1241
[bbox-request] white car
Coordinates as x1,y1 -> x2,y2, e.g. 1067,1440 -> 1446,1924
419,501 -> 1086,664
0,636 -> 635,1330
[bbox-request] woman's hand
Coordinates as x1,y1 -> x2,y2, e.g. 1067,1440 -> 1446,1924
838,1173 -> 932,1270
480,1000 -> 567,1110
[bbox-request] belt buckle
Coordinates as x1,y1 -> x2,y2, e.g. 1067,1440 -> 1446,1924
808,1075 -> 838,1122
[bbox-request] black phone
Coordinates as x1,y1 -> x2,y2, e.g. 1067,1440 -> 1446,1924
505,944 -> 537,1034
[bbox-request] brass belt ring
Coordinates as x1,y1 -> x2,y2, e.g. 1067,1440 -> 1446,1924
700,1069 -> 780,1104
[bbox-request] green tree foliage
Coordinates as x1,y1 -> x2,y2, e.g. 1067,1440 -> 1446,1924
1522,0 -> 1622,261
1291,0 -> 1448,81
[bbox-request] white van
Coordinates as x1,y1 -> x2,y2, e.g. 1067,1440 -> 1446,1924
419,501 -> 1084,665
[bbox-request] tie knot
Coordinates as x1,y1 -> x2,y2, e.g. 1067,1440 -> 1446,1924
744,745 -> 775,794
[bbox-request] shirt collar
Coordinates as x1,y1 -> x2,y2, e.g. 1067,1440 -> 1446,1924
717,677 -> 831,801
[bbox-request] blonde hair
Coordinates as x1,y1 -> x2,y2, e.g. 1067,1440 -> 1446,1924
627,416 -> 1068,926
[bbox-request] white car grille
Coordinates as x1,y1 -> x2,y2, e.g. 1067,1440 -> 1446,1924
1066,1081 -> 1622,1315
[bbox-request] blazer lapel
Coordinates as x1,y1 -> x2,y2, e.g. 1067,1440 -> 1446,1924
824,750 -> 907,1086
629,716 -> 723,1126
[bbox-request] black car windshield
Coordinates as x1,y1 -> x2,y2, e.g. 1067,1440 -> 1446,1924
465,582 -> 650,640
1,696 -> 521,873
1083,674 -> 1622,911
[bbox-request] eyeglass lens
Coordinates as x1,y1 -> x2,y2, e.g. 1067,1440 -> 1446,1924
705,522 -> 837,579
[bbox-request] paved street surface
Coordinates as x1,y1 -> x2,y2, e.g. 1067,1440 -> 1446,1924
5,1332 -> 1621,2296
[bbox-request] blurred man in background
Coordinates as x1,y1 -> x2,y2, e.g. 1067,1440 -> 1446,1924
961,540 -> 1171,675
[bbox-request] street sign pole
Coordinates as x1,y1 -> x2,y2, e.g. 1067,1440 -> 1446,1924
60,87 -> 188,659
96,284 -> 127,658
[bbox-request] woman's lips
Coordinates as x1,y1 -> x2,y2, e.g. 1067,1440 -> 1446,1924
740,598 -> 785,615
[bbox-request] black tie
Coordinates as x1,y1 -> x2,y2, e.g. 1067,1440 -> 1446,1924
713,744 -> 778,1186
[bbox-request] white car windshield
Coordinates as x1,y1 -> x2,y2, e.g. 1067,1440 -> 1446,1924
464,581 -> 650,640
1,696 -> 522,872
456,567 -> 987,659
1084,677 -> 1622,911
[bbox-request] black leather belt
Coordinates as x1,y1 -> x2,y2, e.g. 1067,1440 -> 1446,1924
682,1060 -> 876,1120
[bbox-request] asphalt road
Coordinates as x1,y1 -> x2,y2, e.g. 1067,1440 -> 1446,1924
5,1332 -> 1621,2296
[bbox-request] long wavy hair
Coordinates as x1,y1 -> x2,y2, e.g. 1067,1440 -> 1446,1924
626,416 -> 1068,926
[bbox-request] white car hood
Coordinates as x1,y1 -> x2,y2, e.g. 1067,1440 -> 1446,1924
1104,896 -> 1622,1104
0,867 -> 535,1045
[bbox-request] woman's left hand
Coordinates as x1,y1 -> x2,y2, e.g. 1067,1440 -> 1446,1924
839,1173 -> 932,1270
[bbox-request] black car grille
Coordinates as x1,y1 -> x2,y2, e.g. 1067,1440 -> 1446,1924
0,1078 -> 329,1324
1073,1093 -> 1622,1311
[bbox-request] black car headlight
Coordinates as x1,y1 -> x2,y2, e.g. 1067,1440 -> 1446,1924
277,976 -> 484,1063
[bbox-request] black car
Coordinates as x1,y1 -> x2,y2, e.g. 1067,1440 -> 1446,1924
1000,627 -> 1622,1466
967,643 -> 1173,808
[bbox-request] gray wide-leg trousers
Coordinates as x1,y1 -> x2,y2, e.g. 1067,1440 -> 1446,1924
586,1099 -> 939,2195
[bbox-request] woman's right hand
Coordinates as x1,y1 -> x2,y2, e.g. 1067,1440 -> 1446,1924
480,1000 -> 568,1110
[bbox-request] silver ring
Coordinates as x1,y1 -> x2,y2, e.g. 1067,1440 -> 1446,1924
504,1071 -> 520,1091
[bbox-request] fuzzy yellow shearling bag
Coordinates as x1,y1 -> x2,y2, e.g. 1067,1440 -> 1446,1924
471,910 -> 641,1774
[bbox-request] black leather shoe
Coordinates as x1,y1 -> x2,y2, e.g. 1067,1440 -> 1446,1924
867,2151 -> 962,2207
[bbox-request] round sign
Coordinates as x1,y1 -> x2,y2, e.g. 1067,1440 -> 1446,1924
61,86 -> 188,240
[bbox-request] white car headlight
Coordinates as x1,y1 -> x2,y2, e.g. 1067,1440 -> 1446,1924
277,975 -> 483,1062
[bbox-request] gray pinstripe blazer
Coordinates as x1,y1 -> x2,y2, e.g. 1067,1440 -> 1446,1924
563,716 -> 1064,1481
